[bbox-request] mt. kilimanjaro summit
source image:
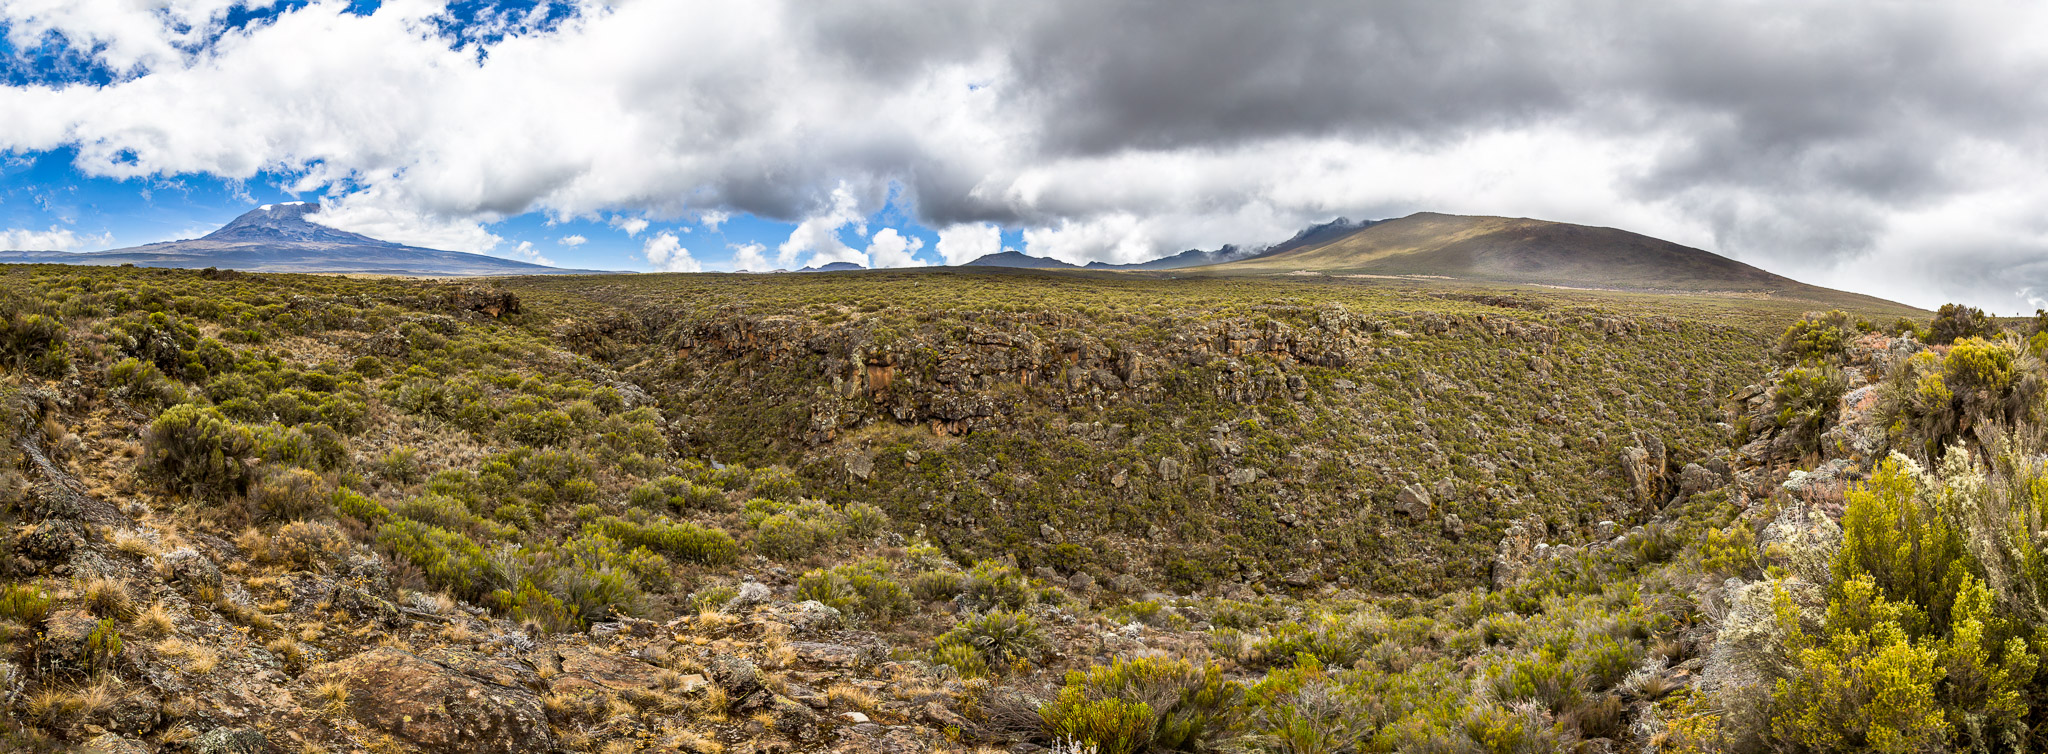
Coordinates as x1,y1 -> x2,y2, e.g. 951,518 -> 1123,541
0,203 -> 605,276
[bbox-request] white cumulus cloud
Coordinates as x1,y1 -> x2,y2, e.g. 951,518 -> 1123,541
610,216 -> 650,238
558,234 -> 587,246
641,231 -> 700,272
864,227 -> 927,268
0,225 -> 110,251
509,240 -> 554,266
935,222 -> 1002,265
730,241 -> 771,272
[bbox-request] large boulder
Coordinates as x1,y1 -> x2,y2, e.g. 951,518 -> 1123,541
303,648 -> 554,754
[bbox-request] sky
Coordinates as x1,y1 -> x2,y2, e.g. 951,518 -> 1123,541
3,1 -> 2048,311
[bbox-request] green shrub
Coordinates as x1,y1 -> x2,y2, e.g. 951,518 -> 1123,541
963,559 -> 1035,611
490,578 -> 578,632
1833,459 -> 1972,630
1778,310 -> 1856,364
936,610 -> 1049,677
332,487 -> 391,523
585,516 -> 739,565
688,585 -> 739,613
246,466 -> 329,521
1487,651 -> 1581,714
1041,691 -> 1154,754
376,520 -> 491,600
547,564 -> 641,624
378,447 -> 423,485
1038,656 -> 1246,754
797,560 -> 913,625
911,570 -> 966,603
82,618 -> 123,672
1927,303 -> 2000,345
1767,577 -> 1950,752
253,422 -> 349,471
1250,614 -> 1373,669
933,641 -> 991,679
0,584 -> 51,625
141,404 -> 257,499
1772,365 -> 1847,457
502,408 -> 576,447
844,501 -> 890,539
266,520 -> 351,570
0,305 -> 69,377
106,357 -> 185,408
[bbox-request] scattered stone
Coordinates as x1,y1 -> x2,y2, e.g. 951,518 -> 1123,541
788,641 -> 872,667
82,733 -> 152,754
1395,484 -> 1431,520
921,701 -> 974,733
785,682 -> 829,709
839,711 -> 871,724
846,454 -> 875,481
554,646 -> 668,694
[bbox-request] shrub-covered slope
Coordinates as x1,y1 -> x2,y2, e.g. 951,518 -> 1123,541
10,262 -> 2024,754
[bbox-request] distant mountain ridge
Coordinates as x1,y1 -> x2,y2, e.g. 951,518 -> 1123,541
1217,212 -> 1796,291
961,217 -> 1388,271
955,211 -> 1897,307
0,203 -> 606,276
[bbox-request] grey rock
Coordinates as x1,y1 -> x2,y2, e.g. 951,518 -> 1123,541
1395,484 -> 1431,520
708,654 -> 763,698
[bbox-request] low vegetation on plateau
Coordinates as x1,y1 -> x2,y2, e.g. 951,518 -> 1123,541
7,261 -> 2045,754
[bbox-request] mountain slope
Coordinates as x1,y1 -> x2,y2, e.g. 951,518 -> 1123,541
0,202 -> 605,276
962,250 -> 1081,269
1215,212 -> 1816,293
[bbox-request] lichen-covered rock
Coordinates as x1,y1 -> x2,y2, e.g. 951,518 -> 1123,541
161,547 -> 221,596
302,648 -> 554,754
1619,446 -> 1657,508
1819,383 -> 1887,464
190,727 -> 267,754
728,580 -> 772,610
707,654 -> 762,698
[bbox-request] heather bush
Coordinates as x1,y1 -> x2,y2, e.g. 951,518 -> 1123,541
1039,656 -> 1246,754
141,404 -> 257,499
1777,309 -> 1856,365
106,357 -> 187,409
937,610 -> 1049,677
796,559 -> 913,625
0,302 -> 68,377
246,466 -> 329,522
1927,303 -> 2000,345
